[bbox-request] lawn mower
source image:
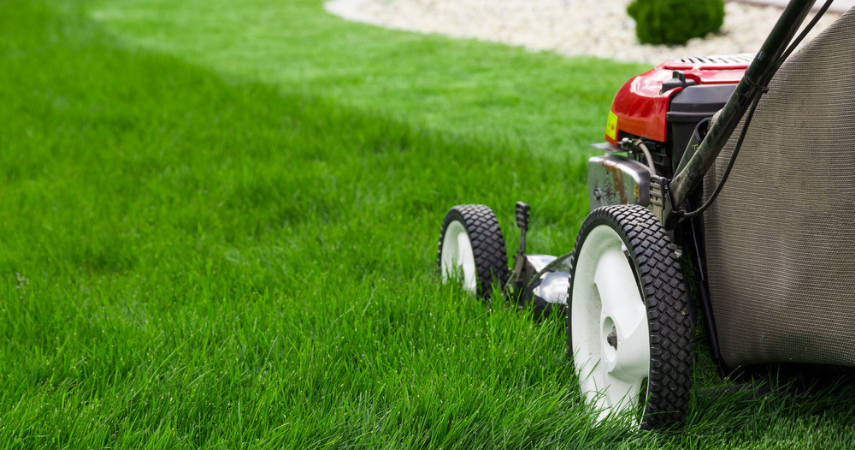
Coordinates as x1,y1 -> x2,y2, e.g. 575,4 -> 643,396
437,0 -> 855,429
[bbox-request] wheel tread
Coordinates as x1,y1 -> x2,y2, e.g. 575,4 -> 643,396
566,204 -> 693,430
437,205 -> 509,299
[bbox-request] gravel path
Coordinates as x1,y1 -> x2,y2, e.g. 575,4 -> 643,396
325,0 -> 844,64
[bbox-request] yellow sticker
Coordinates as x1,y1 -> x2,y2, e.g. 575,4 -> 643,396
606,111 -> 618,141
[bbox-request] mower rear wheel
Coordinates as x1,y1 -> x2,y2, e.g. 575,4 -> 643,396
438,205 -> 508,299
567,205 -> 693,429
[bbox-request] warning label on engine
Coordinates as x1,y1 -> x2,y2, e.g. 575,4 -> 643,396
606,111 -> 618,141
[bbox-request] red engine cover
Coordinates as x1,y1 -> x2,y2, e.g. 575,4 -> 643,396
605,55 -> 752,145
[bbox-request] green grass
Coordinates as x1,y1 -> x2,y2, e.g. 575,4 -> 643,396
1,0 -> 854,448
88,0 -> 646,160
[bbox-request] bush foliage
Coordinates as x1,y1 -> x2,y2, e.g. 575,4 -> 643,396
628,0 -> 725,45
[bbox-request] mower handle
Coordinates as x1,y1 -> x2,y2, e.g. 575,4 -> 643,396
667,0 -> 817,218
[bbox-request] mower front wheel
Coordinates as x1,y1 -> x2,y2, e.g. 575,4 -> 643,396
567,205 -> 693,429
437,205 -> 508,300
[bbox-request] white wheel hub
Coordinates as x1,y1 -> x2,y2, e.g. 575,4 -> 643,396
571,225 -> 650,422
440,220 -> 477,293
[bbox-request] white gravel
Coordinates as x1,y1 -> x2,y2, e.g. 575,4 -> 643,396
325,0 -> 842,64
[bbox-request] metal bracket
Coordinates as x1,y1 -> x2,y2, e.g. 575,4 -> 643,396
650,176 -> 681,230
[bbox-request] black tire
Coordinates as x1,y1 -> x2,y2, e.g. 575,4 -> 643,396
437,205 -> 509,299
566,205 -> 693,429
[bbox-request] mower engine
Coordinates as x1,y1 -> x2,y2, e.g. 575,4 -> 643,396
589,55 -> 752,210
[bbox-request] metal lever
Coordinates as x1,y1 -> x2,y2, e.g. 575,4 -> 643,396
505,201 -> 532,294
515,202 -> 530,255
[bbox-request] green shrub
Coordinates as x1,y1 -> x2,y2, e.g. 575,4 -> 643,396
627,0 -> 725,45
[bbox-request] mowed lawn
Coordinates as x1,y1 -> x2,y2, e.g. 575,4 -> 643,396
2,0 -> 854,448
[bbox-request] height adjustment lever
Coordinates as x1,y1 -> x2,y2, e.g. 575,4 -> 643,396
516,201 -> 530,232
515,201 -> 530,254
506,201 -> 533,294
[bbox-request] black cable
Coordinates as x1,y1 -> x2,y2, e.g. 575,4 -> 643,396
777,0 -> 835,67
677,93 -> 762,218
675,0 -> 834,219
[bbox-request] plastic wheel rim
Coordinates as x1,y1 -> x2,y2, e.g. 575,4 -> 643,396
571,224 -> 650,422
440,220 -> 477,293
